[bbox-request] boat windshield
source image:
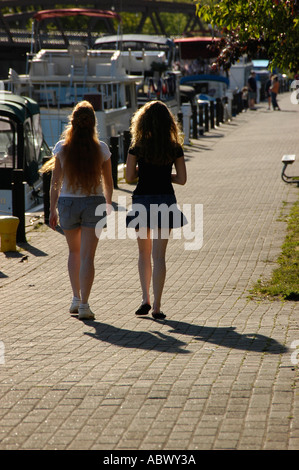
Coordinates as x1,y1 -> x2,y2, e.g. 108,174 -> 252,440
24,115 -> 50,184
0,118 -> 16,168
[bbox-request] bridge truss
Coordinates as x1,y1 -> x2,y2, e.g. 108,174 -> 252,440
0,0 -> 207,50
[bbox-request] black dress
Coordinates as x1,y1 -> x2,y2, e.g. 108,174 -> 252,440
126,145 -> 187,229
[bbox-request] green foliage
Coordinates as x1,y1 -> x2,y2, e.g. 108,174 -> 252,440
196,0 -> 299,72
117,11 -> 189,36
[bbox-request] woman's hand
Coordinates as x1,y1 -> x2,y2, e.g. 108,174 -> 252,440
49,209 -> 58,230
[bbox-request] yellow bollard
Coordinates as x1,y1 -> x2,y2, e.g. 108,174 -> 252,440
0,216 -> 19,252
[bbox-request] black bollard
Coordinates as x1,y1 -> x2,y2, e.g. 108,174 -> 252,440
216,98 -> 221,127
12,169 -> 26,243
198,103 -> 204,135
204,103 -> 209,132
42,157 -> 51,225
220,98 -> 224,123
110,136 -> 119,189
210,101 -> 215,129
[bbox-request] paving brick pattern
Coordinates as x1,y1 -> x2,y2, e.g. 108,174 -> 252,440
0,92 -> 298,450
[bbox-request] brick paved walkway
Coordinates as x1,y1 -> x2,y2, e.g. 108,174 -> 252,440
0,92 -> 298,450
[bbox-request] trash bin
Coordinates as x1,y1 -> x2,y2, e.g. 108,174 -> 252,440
0,216 -> 19,252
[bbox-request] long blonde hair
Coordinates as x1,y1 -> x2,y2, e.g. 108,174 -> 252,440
40,101 -> 104,195
130,100 -> 183,165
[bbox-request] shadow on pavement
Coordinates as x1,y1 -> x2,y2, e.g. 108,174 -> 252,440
83,320 -> 190,354
17,242 -> 48,257
157,319 -> 289,354
82,317 -> 288,355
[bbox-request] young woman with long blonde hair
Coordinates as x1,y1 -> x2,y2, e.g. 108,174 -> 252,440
41,100 -> 113,319
126,100 -> 187,320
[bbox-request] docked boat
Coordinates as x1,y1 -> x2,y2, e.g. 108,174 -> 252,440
93,33 -> 182,115
5,9 -> 141,149
180,74 -> 229,101
93,34 -> 176,73
0,92 -> 51,214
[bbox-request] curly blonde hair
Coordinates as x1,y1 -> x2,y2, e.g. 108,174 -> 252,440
41,101 -> 104,195
130,100 -> 183,166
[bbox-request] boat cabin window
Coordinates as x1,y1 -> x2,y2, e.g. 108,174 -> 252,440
24,118 -> 37,164
0,118 -> 16,168
24,117 -> 45,185
32,114 -> 44,158
34,83 -> 125,111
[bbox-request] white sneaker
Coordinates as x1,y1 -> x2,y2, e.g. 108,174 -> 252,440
69,297 -> 80,314
78,304 -> 95,320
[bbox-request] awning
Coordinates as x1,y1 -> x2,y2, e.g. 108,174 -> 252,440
33,8 -> 121,23
174,36 -> 221,60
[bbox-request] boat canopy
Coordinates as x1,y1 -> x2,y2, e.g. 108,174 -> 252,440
181,74 -> 229,87
31,8 -> 122,52
0,93 -> 40,121
33,8 -> 121,23
94,34 -> 173,49
174,36 -> 221,60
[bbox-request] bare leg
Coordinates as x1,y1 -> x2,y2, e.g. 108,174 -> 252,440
137,228 -> 152,306
152,229 -> 169,314
63,227 -> 81,299
79,226 -> 99,304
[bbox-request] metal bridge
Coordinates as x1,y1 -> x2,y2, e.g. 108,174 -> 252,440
0,1 -> 205,50
0,1 -> 207,77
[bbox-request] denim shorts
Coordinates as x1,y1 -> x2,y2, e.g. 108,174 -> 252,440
126,194 -> 187,229
58,196 -> 106,230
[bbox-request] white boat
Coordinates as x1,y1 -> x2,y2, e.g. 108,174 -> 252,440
6,9 -> 141,149
93,33 -> 175,74
93,33 -> 182,115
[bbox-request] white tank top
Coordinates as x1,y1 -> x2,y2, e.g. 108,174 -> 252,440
53,139 -> 111,197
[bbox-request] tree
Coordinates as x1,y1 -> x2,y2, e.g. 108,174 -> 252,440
195,0 -> 299,72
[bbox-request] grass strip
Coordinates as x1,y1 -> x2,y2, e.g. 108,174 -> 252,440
251,198 -> 299,301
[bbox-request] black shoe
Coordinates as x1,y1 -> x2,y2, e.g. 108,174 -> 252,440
152,312 -> 166,320
135,303 -> 151,315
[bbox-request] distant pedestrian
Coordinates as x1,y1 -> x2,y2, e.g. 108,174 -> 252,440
40,101 -> 113,319
270,75 -> 281,110
265,74 -> 273,110
247,71 -> 257,109
125,100 -> 187,320
241,86 -> 248,111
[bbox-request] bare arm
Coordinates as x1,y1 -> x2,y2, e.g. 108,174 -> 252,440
125,153 -> 138,182
101,157 -> 113,207
171,156 -> 187,185
49,156 -> 62,230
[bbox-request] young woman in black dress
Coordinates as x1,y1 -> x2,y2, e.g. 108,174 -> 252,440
126,100 -> 187,320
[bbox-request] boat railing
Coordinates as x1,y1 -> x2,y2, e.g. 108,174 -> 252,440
28,48 -> 127,79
